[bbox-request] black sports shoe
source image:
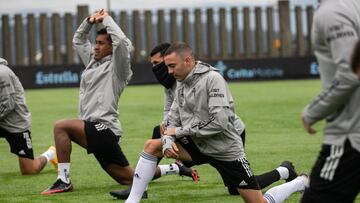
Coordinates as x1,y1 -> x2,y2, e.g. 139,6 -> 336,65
280,161 -> 298,182
109,186 -> 148,200
41,179 -> 73,195
175,161 -> 200,182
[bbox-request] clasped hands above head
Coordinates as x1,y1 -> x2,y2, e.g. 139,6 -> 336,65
88,9 -> 109,24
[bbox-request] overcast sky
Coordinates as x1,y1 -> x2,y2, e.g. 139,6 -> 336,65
0,0 -> 317,15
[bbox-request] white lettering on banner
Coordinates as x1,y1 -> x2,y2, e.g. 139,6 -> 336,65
227,68 -> 284,79
36,71 -> 79,85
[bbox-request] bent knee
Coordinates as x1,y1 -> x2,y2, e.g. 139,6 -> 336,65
143,139 -> 162,154
54,119 -> 68,132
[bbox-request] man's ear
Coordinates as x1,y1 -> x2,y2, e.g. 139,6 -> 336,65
184,56 -> 191,64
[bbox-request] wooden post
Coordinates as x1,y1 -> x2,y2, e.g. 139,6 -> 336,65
157,10 -> 166,43
64,13 -> 74,64
144,10 -> 153,55
182,9 -> 191,45
231,7 -> 240,59
77,5 -> 89,26
2,15 -> 11,63
306,6 -> 314,55
243,7 -> 252,58
52,13 -> 62,64
219,8 -> 228,59
27,14 -> 36,65
132,10 -> 142,62
40,13 -> 50,65
170,9 -> 177,42
207,8 -> 215,59
120,11 -> 129,37
295,6 -> 305,56
14,14 -> 24,65
279,0 -> 292,57
255,7 -> 263,58
194,9 -> 204,59
266,7 -> 277,57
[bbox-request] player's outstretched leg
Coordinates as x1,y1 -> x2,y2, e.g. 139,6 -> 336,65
175,160 -> 199,182
110,161 -> 199,199
263,174 -> 308,203
228,160 -> 298,195
19,146 -> 57,175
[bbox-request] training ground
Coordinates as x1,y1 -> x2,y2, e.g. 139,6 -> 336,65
1,79 -> 359,202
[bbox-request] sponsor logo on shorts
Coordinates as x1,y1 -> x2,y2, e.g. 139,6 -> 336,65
18,150 -> 26,155
238,180 -> 248,186
94,123 -> 108,131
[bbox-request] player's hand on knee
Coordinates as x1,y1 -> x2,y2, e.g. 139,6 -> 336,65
161,135 -> 178,158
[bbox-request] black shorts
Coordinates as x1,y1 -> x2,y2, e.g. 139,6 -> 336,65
84,121 -> 129,170
177,136 -> 259,190
152,125 -> 161,139
301,139 -> 360,203
0,127 -> 34,159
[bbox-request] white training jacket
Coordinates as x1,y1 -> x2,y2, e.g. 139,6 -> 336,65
73,16 -> 133,137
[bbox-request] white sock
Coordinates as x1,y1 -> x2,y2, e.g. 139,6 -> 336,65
276,166 -> 289,180
263,175 -> 308,203
126,151 -> 158,203
41,148 -> 55,162
159,163 -> 180,176
57,163 -> 71,184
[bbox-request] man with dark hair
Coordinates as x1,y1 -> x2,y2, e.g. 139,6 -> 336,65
124,42 -> 308,203
41,9 -> 134,194
109,42 -> 199,200
301,0 -> 360,202
0,57 -> 58,175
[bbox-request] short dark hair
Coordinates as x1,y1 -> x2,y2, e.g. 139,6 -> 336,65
164,42 -> 194,59
351,40 -> 360,73
97,28 -> 112,43
150,42 -> 171,57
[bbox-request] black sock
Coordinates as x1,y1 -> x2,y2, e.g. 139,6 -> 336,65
255,169 -> 281,189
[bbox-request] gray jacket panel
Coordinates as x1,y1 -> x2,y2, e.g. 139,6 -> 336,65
167,61 -> 245,161
0,58 -> 31,133
303,0 -> 360,150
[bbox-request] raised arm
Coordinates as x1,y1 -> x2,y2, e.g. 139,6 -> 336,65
100,13 -> 133,86
72,17 -> 94,66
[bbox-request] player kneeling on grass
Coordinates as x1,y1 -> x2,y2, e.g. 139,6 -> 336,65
0,57 -> 57,175
110,43 -> 299,200
123,42 -> 308,203
41,10 -> 135,195
109,43 -> 200,200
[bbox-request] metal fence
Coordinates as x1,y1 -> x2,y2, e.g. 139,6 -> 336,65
0,0 -> 314,66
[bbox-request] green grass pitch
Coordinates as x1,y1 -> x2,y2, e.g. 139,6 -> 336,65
0,79 -> 358,202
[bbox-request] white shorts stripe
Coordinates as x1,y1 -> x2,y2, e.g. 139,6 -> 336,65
320,145 -> 344,181
239,158 -> 253,177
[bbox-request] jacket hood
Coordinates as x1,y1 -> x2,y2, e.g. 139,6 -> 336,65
0,57 -> 8,66
193,61 -> 218,74
182,61 -> 218,85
